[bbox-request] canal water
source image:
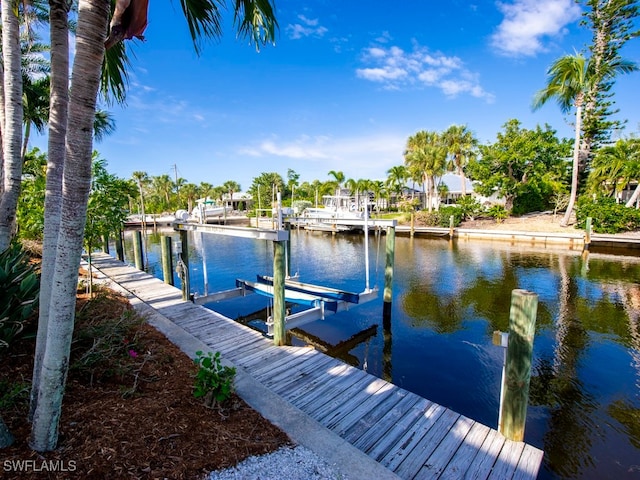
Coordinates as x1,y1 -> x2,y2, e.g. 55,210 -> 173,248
120,228 -> 640,479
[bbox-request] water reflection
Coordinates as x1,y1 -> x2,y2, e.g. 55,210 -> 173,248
121,229 -> 640,479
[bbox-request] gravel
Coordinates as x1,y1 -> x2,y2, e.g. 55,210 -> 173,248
207,445 -> 349,480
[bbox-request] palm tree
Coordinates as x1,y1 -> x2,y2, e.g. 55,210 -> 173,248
442,124 -> 477,197
27,0 -> 277,452
532,53 -> 637,226
588,138 -> 640,206
369,180 -> 386,214
222,180 -> 241,207
151,174 -> 175,210
386,165 -> 407,209
131,171 -> 149,217
0,0 -> 25,250
180,183 -> 199,212
328,170 -> 345,195
404,130 -> 447,212
199,182 -> 213,201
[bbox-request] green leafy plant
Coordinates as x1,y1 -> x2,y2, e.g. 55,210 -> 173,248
0,242 -> 39,351
486,204 -> 509,223
576,195 -> 640,233
193,350 -> 236,408
456,196 -> 483,220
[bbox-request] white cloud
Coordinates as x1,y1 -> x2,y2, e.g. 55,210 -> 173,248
286,15 -> 328,40
356,43 -> 494,102
491,0 -> 582,57
237,133 -> 407,181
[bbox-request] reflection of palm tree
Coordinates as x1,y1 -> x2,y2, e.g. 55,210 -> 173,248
528,254 -> 593,478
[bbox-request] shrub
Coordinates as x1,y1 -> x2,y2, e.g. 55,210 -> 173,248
456,196 -> 483,220
486,205 -> 509,223
0,243 -> 39,351
576,196 -> 640,234
415,207 -> 463,227
193,351 -> 236,408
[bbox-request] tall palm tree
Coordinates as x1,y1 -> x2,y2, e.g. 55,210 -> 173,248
131,171 -> 149,217
369,180 -> 386,213
328,170 -> 345,195
180,182 -> 199,212
152,174 -> 175,210
0,0 -> 25,250
533,53 -> 637,226
386,165 -> 407,208
222,179 -> 240,206
404,130 -> 447,212
442,124 -> 477,197
28,0 -> 277,452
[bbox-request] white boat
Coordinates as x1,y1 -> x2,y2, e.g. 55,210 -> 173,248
302,195 -> 364,220
191,198 -> 232,223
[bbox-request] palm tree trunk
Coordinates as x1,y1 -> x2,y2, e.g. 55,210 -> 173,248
0,0 -> 24,250
29,0 -> 109,452
30,0 -> 71,421
561,104 -> 583,227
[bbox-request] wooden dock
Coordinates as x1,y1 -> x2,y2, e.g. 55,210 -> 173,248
88,253 -> 544,479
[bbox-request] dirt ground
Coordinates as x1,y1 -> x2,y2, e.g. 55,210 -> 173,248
459,212 -> 574,232
0,289 -> 291,479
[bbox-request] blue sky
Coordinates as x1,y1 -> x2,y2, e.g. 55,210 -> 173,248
34,0 -> 640,192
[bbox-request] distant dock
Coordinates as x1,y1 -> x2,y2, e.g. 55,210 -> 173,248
89,252 -> 544,479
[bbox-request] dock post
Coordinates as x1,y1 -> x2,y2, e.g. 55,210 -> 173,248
383,226 -> 396,322
285,222 -> 292,277
410,213 -> 415,238
133,230 -> 144,270
179,230 -> 190,301
115,229 -> 124,262
161,235 -> 174,286
272,240 -> 287,346
499,289 -> 538,442
449,215 -> 455,239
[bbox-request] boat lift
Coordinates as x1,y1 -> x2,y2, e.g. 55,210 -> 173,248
173,193 -> 397,345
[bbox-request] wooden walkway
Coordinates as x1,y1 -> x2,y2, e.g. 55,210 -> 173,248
89,253 -> 543,479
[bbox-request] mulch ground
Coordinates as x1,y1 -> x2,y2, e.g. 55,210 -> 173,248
1,289 -> 291,479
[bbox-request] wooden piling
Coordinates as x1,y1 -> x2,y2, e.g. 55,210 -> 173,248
161,235 -> 174,286
115,229 -> 124,261
179,230 -> 190,301
449,215 -> 455,239
285,222 -> 292,277
272,240 -> 287,346
383,226 -> 396,321
499,289 -> 538,442
133,230 -> 144,270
